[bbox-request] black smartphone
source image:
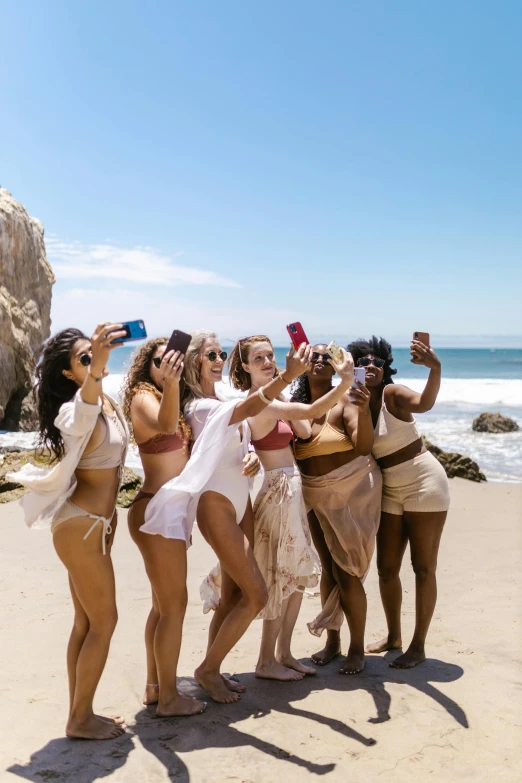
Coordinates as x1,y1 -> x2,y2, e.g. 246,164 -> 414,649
110,320 -> 147,343
164,329 -> 192,357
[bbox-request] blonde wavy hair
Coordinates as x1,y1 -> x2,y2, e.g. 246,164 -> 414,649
228,335 -> 276,392
120,337 -> 191,444
181,329 -> 219,410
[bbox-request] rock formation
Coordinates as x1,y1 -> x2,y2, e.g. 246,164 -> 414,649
0,450 -> 143,506
0,189 -> 54,430
424,439 -> 487,482
472,413 -> 519,433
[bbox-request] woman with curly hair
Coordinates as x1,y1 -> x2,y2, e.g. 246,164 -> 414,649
224,336 -> 353,682
7,322 -> 129,740
120,337 -> 206,716
142,331 -> 309,703
291,345 -> 382,675
347,336 -> 450,669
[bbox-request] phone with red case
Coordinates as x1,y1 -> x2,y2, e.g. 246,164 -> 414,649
164,329 -> 192,357
286,322 -> 309,350
413,331 -> 430,348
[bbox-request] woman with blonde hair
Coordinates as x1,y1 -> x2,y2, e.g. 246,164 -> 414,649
120,337 -> 206,716
225,335 -> 354,682
142,330 -> 310,703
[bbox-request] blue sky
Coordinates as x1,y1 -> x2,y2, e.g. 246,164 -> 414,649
2,0 -> 521,346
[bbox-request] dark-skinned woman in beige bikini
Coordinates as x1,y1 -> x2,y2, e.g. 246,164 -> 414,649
348,336 -> 449,669
291,345 -> 382,674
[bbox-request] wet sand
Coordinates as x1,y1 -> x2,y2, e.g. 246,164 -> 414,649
1,478 -> 521,782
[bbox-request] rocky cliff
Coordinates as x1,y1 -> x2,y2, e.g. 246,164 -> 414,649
0,189 -> 54,430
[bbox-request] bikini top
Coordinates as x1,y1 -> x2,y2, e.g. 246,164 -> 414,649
294,409 -> 353,460
77,404 -> 128,470
372,401 -> 421,459
137,431 -> 187,454
251,420 -> 294,451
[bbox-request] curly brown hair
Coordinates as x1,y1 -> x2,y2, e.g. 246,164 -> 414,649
120,337 -> 191,445
228,335 -> 276,392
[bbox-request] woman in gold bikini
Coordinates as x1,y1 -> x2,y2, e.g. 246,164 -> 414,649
291,344 -> 382,674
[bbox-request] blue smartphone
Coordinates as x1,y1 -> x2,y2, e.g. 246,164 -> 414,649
110,320 -> 147,343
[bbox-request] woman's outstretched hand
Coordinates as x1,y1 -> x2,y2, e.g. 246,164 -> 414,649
329,348 -> 354,386
284,343 -> 313,381
242,451 -> 261,477
160,350 -> 185,386
90,322 -> 126,378
410,340 -> 441,370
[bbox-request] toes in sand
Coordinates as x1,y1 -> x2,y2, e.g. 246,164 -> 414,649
339,650 -> 365,675
156,694 -> 207,717
389,648 -> 426,669
221,674 -> 246,693
255,662 -> 305,681
195,666 -> 241,703
277,655 -> 316,676
311,643 -> 341,666
66,715 -> 126,740
365,636 -> 402,654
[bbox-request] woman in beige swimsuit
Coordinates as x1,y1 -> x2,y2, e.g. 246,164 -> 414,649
9,323 -> 129,740
348,336 -> 450,669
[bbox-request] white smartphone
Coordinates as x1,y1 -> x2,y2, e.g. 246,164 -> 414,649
349,366 -> 366,400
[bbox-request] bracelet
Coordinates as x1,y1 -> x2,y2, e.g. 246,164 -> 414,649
258,387 -> 273,405
278,370 -> 292,385
88,368 -> 104,383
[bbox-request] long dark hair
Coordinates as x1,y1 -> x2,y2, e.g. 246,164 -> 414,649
347,335 -> 397,386
35,328 -> 86,462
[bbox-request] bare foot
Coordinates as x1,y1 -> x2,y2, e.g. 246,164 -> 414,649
365,636 -> 402,654
255,662 -> 304,681
156,694 -> 207,717
221,674 -> 246,693
277,655 -> 316,676
339,649 -> 365,675
389,646 -> 426,669
96,714 -> 126,725
66,714 -> 126,740
143,684 -> 159,705
311,641 -> 341,666
195,665 -> 241,704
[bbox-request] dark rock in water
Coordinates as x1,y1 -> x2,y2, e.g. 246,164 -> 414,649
0,445 -> 25,454
472,413 -> 519,433
424,439 -> 487,483
117,467 -> 143,507
0,450 -> 143,505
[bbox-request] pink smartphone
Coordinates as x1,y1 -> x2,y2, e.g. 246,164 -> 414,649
286,322 -> 309,350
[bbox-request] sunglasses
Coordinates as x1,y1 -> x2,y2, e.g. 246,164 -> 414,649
205,351 -> 227,362
358,357 -> 385,368
79,353 -> 92,367
311,352 -> 331,363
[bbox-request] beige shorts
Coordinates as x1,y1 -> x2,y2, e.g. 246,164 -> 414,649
381,451 -> 450,515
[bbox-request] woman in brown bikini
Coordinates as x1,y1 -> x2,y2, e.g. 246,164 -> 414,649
121,337 -> 208,716
291,344 -> 382,674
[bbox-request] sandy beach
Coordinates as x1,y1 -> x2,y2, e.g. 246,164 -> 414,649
1,478 -> 521,782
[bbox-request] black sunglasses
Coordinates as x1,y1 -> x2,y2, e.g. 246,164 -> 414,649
205,351 -> 227,362
358,357 -> 385,368
79,353 -> 92,367
311,352 -> 331,363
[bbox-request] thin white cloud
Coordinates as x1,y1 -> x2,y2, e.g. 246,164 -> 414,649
45,236 -> 240,288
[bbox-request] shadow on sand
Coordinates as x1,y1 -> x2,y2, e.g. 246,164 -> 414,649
6,653 -> 467,782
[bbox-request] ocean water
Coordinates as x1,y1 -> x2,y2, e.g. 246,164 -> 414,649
2,348 -> 521,483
